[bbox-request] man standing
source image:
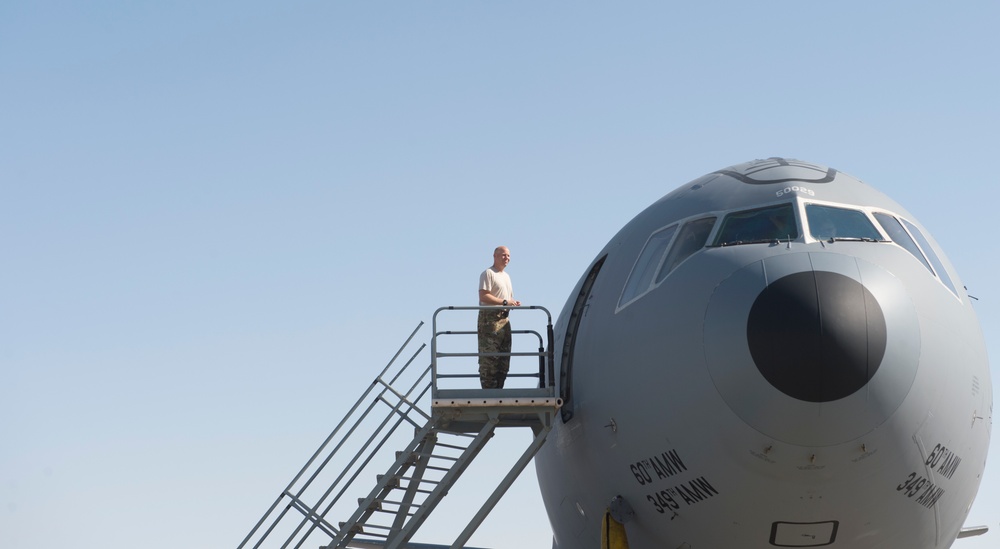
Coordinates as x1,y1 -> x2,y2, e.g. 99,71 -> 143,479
478,246 -> 521,389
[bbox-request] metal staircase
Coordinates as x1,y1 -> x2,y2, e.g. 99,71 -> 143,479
238,305 -> 560,549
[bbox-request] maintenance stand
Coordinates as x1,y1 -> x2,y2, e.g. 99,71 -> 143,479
238,305 -> 561,549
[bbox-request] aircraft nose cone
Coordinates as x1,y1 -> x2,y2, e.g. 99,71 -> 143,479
747,271 -> 887,403
704,253 -> 919,446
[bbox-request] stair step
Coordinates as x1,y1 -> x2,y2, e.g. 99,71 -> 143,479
433,441 -> 469,451
381,498 -> 423,508
354,523 -> 396,534
400,476 -> 440,485
424,464 -> 451,473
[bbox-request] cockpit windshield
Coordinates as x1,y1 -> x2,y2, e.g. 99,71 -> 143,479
806,204 -> 884,242
713,203 -> 798,246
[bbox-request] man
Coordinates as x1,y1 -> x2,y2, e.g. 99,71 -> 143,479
478,246 -> 521,389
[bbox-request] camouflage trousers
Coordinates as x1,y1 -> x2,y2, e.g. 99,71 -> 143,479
477,309 -> 512,389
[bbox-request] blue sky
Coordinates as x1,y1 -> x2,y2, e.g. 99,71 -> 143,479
2,2 -> 999,548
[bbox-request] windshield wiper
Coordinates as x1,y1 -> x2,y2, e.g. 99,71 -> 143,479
717,238 -> 786,247
826,236 -> 882,242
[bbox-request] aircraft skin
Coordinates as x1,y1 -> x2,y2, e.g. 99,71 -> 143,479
534,158 -> 991,548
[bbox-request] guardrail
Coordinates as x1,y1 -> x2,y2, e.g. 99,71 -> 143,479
430,305 -> 554,398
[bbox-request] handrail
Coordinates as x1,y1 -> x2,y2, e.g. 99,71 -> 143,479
431,305 -> 554,398
239,307 -> 561,549
238,322 -> 427,549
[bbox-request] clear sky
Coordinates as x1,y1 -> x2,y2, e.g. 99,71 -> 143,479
2,2 -> 999,548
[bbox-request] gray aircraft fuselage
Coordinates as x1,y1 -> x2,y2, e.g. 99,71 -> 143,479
535,158 -> 991,548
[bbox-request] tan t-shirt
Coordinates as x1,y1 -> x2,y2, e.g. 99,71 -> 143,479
479,267 -> 513,305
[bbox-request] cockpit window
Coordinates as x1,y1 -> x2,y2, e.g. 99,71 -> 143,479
713,203 -> 798,246
806,204 -> 883,241
619,217 -> 717,310
619,225 -> 677,307
657,217 -> 715,283
873,212 -> 958,297
873,212 -> 933,272
901,219 -> 958,297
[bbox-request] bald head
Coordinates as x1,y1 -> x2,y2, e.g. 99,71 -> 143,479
492,246 -> 511,271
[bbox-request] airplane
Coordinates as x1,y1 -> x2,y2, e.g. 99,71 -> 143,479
533,158 -> 992,548
242,157 -> 991,549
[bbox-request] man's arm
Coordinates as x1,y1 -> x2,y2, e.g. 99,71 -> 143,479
479,289 -> 520,306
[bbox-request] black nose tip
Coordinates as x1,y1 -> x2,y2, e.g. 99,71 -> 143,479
747,271 -> 887,403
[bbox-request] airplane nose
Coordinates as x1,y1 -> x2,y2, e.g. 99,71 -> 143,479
703,253 -> 920,446
746,271 -> 887,403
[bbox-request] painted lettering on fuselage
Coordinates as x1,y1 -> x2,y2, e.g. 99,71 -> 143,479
851,448 -> 878,463
925,443 -> 962,480
675,476 -> 719,504
646,477 -> 720,514
897,472 -> 946,509
630,449 -> 688,486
